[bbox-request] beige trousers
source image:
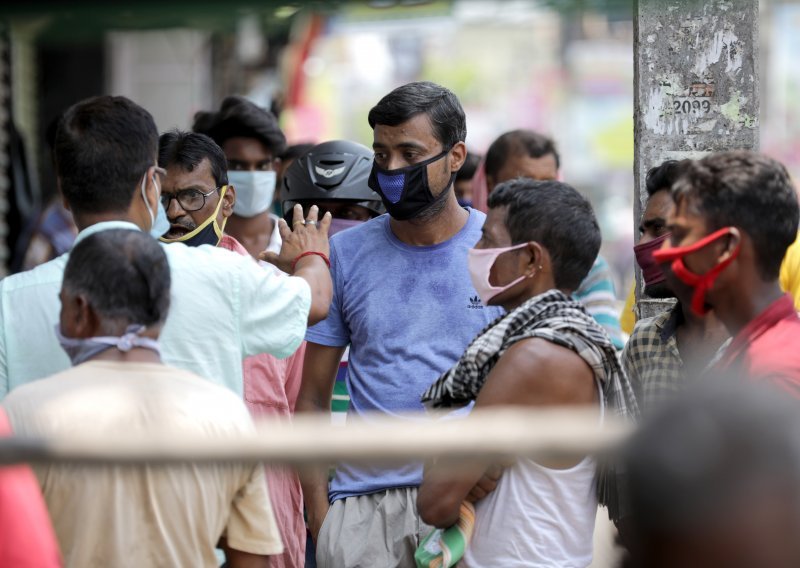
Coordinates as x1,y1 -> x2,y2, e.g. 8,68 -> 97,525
316,487 -> 434,568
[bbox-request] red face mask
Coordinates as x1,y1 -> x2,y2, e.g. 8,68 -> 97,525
652,227 -> 740,316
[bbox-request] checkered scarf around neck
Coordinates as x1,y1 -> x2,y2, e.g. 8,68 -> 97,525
420,288 -> 640,520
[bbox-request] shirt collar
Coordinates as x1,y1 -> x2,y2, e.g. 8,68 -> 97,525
73,221 -> 142,247
723,294 -> 797,361
218,234 -> 248,256
654,302 -> 683,342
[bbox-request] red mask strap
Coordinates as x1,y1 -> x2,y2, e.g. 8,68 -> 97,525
687,247 -> 740,315
652,227 -> 739,316
652,227 -> 734,264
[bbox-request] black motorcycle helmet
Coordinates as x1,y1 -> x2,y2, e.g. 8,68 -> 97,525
282,140 -> 385,219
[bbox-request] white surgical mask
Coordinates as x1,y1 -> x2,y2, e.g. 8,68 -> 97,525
467,243 -> 529,305
229,170 -> 277,217
142,172 -> 170,238
55,324 -> 161,367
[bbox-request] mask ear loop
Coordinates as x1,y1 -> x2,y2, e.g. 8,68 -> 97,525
669,228 -> 741,316
214,186 -> 229,237
141,172 -> 155,227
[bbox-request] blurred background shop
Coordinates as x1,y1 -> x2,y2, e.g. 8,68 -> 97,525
0,0 -> 793,298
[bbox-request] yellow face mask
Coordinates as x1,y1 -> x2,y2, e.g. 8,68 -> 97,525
159,186 -> 229,247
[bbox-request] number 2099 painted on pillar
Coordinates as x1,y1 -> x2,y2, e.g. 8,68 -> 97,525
673,98 -> 712,115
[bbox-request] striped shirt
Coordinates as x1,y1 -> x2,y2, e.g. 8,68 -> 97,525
573,255 -> 624,350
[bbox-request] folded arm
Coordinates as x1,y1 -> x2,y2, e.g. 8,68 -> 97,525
418,338 -> 596,528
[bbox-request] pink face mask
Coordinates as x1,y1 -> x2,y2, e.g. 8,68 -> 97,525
467,243 -> 529,305
328,218 -> 363,237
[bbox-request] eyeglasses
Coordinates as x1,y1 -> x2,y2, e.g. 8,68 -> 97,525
160,187 -> 220,212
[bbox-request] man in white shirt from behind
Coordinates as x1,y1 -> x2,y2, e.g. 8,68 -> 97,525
0,95 -> 333,397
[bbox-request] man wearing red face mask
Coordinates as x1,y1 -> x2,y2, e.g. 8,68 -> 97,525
653,151 -> 800,394
622,160 -> 729,414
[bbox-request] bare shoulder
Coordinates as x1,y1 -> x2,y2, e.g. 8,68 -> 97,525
476,338 -> 597,407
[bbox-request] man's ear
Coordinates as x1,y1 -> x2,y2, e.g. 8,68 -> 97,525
720,227 -> 742,261
449,141 -> 467,173
222,185 -> 236,218
485,174 -> 497,195
526,242 -> 553,280
71,294 -> 100,339
524,242 -> 546,274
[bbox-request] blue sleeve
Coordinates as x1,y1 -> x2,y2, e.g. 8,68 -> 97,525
305,239 -> 350,347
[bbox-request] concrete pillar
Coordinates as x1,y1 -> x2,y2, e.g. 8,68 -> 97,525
633,0 -> 759,318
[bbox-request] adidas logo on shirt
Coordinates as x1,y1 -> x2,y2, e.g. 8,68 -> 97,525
468,296 -> 483,310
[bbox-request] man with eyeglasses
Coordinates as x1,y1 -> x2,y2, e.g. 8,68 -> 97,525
157,129 -> 308,567
159,129 -> 236,247
0,95 -> 332,404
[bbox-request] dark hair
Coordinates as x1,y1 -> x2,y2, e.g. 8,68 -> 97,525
367,81 -> 466,149
193,95 -> 286,156
63,229 -> 171,326
45,114 -> 61,154
484,130 -> 560,179
158,130 -> 228,187
55,96 -> 158,215
456,151 -> 482,182
645,159 -> 686,197
673,151 -> 800,280
281,143 -> 315,162
488,179 -> 600,291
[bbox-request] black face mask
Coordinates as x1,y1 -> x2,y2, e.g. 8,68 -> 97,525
368,149 -> 456,221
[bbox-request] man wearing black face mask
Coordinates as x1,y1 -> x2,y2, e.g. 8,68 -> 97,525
297,82 -> 502,567
158,130 -> 236,247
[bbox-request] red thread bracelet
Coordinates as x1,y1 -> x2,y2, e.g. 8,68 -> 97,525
291,251 -> 331,272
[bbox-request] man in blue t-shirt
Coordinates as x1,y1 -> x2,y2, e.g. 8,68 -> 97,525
298,82 -> 502,567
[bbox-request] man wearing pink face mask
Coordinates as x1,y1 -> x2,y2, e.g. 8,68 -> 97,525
653,151 -> 800,396
419,179 -> 638,567
623,160 -> 729,414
